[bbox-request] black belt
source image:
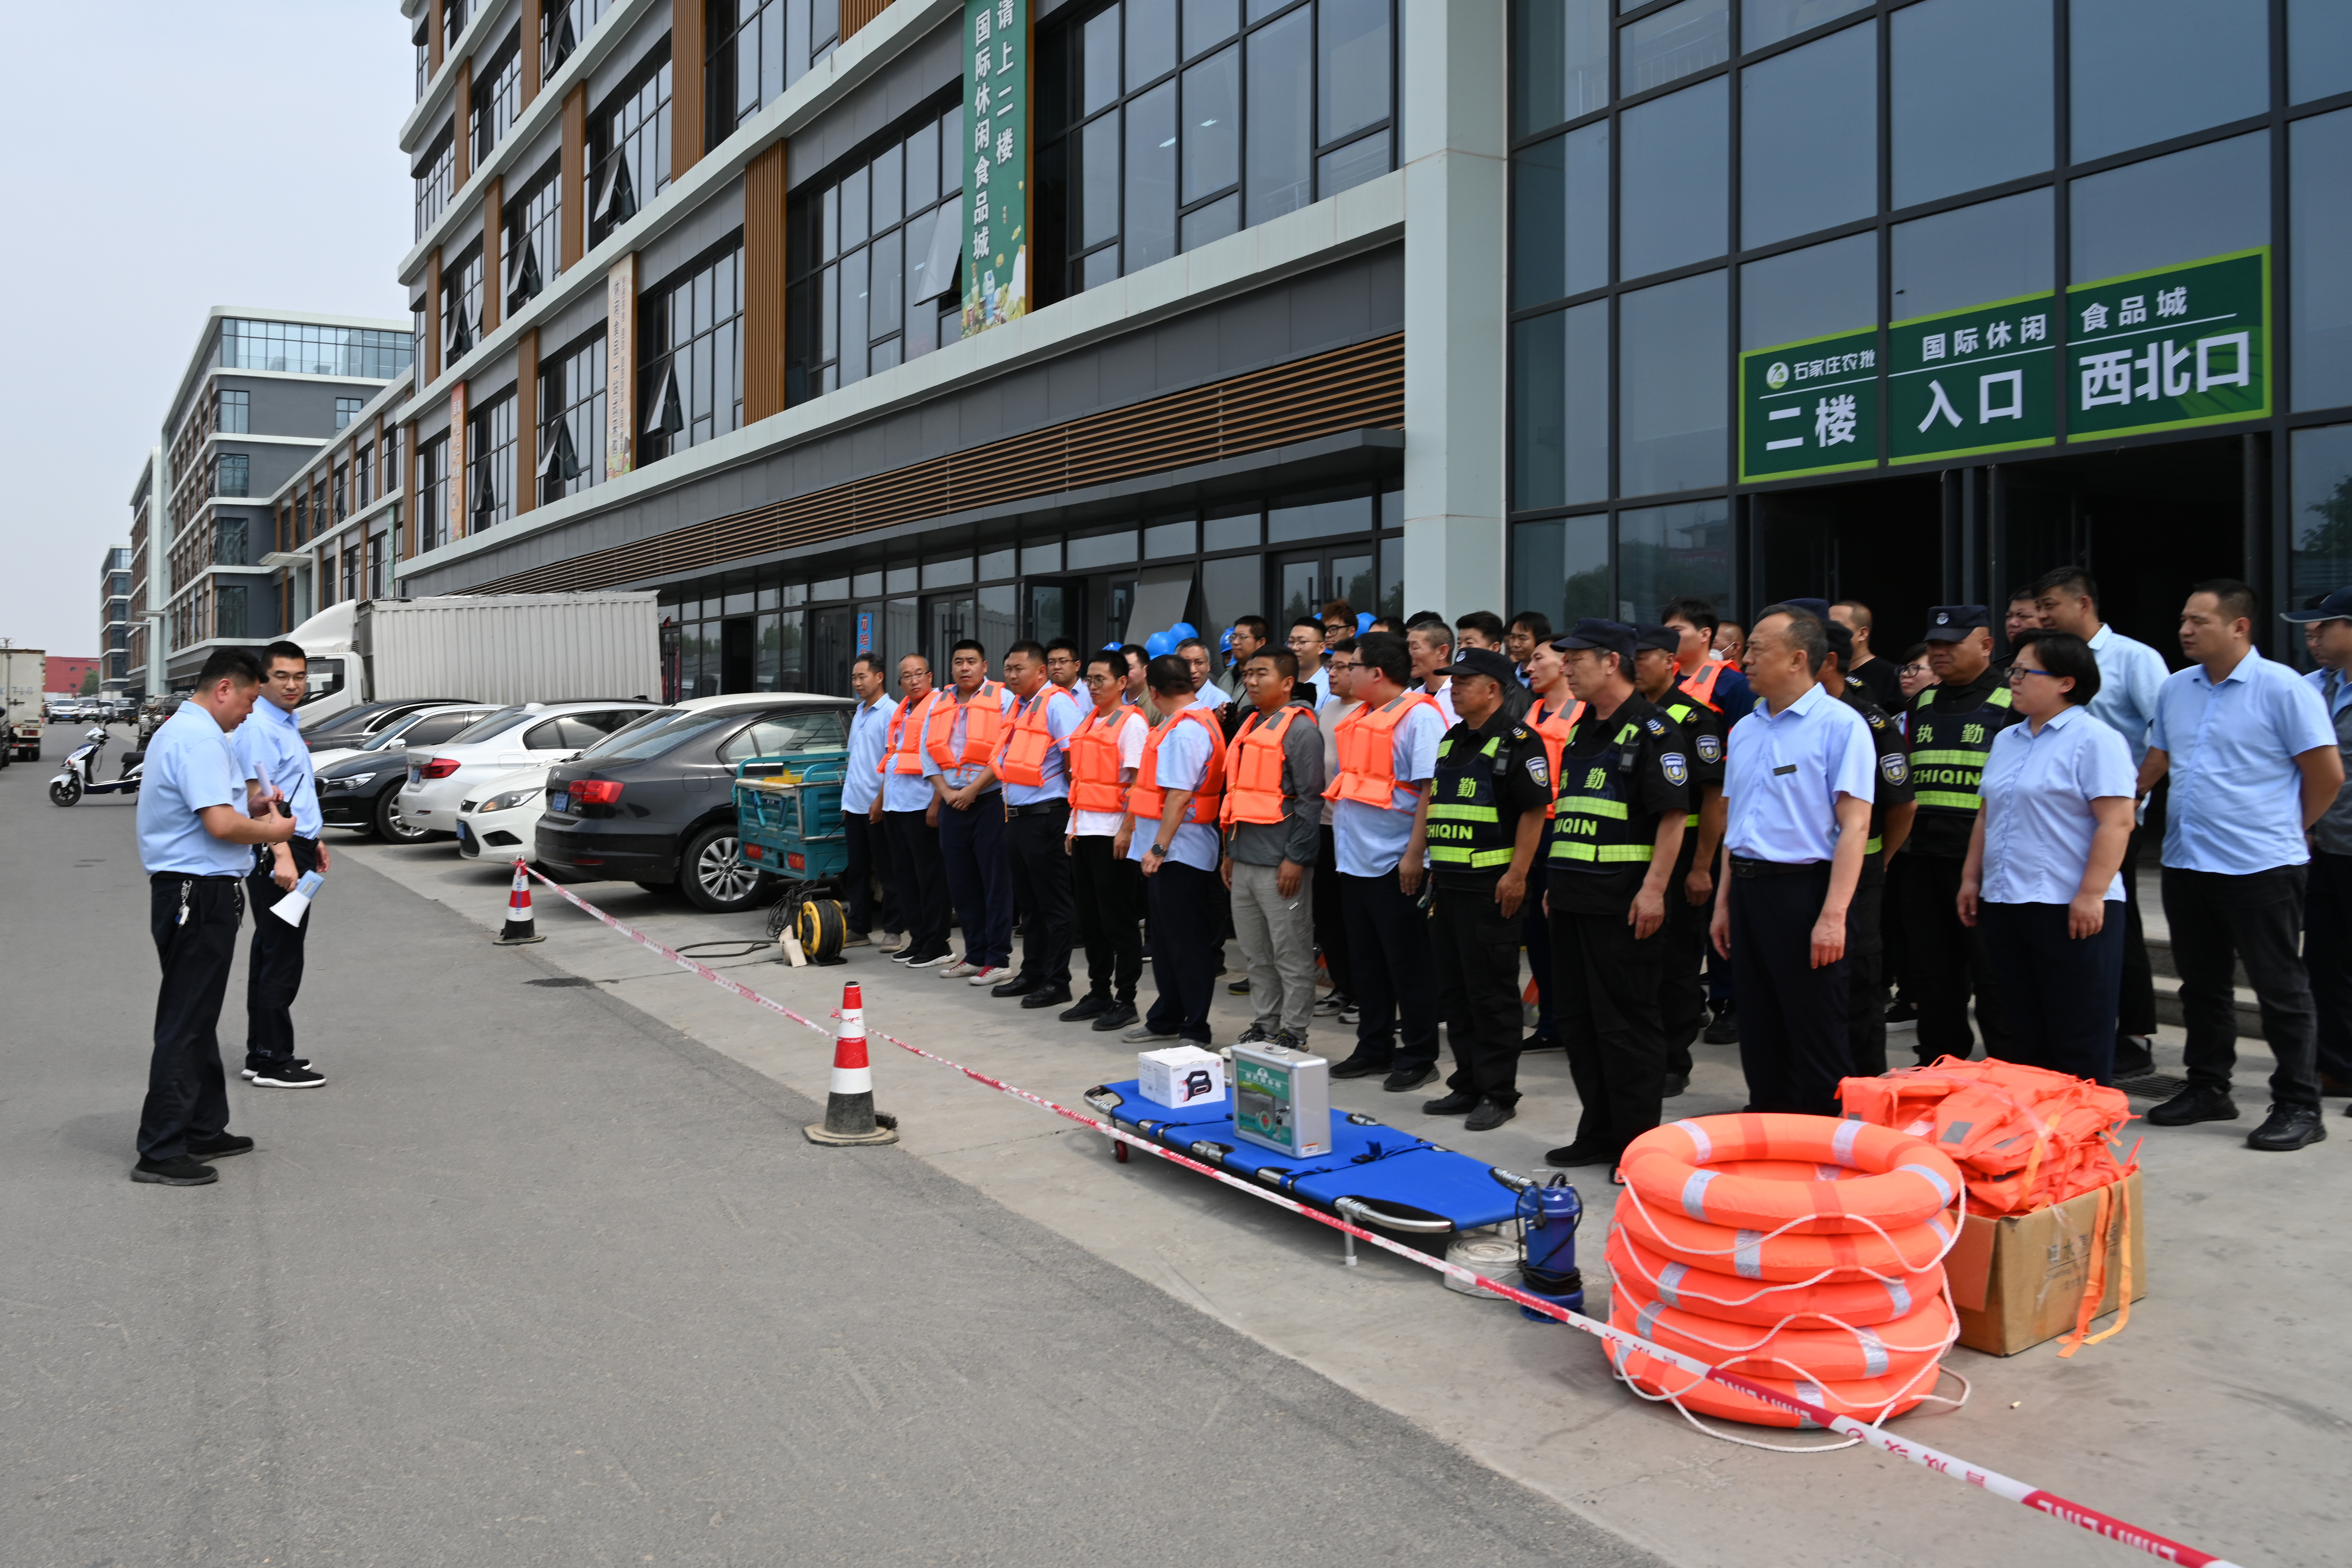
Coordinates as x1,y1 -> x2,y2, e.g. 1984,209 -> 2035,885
1729,855 -> 1825,878
149,871 -> 242,883
1005,799 -> 1070,818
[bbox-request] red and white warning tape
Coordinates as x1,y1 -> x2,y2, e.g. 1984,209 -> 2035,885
512,863 -> 2241,1568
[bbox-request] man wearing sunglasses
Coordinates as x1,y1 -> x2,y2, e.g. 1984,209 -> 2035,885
233,641 -> 329,1090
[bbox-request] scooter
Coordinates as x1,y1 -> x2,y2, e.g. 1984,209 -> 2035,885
50,728 -> 144,807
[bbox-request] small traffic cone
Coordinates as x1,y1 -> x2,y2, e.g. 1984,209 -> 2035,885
804,981 -> 898,1146
495,859 -> 545,945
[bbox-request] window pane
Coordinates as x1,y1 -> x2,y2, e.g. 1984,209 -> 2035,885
1619,77 -> 1727,279
1130,0 -> 1177,84
1181,191 -> 1240,248
1743,0 -> 1868,49
871,228 -> 903,341
1270,493 -> 1373,543
1184,0 -> 1237,57
907,117 -> 940,210
1891,0 -> 2053,210
2068,132 -> 2268,284
1319,0 -> 1390,146
1182,45 -> 1241,200
1083,247 -> 1122,290
840,166 -> 869,247
1513,0 -> 1609,137
1619,269 -> 1728,496
1145,518 -> 1198,556
1511,515 -> 1612,637
839,245 -> 869,382
2070,0 -> 2268,165
1512,121 -> 1608,309
1740,231 -> 1874,350
1512,301 -> 1610,510
1084,5 -> 1122,116
1621,0 -> 1728,96
1318,130 -> 1389,197
1082,111 -> 1122,248
903,208 -> 939,341
2290,0 -> 2352,103
2292,424 -> 2352,604
1245,8 -> 1312,224
871,141 -> 903,230
1891,188 -> 2052,321
2292,109 -> 2352,412
1126,81 -> 1180,269
1617,500 -> 1731,622
1740,20 -> 1876,250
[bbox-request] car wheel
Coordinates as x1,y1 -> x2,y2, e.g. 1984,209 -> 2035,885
678,824 -> 767,913
375,788 -> 432,844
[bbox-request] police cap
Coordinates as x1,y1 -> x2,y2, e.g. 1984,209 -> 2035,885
1633,623 -> 1682,654
1923,605 -> 1989,642
1440,646 -> 1519,686
1551,618 -> 1638,663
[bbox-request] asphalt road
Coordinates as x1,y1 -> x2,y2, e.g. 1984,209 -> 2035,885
0,724 -> 1653,1568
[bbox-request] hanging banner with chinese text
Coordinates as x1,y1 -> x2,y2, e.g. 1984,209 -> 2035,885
1888,292 -> 2059,466
2065,248 -> 2269,442
961,0 -> 1030,339
1738,327 -> 1881,483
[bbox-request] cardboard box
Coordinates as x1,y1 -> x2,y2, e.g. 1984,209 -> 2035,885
1137,1046 -> 1225,1110
1945,1172 -> 2145,1356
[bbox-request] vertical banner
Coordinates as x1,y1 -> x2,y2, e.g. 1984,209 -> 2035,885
447,380 -> 469,543
961,0 -> 1030,338
605,253 -> 637,480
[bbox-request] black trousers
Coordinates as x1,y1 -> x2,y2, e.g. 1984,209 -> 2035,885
1311,824 -> 1355,998
1071,835 -> 1144,1002
2163,864 -> 2320,1109
843,809 -> 897,934
883,809 -> 951,959
140,875 -> 243,1161
1521,861 -> 1555,1043
1730,864 -> 1852,1117
1143,858 -> 1219,1042
1661,876 -> 1711,1076
1338,870 -> 1440,1070
1881,852 -> 1913,1003
1980,900 -> 2125,1086
1003,804 -> 1076,987
244,836 -> 318,1069
1898,852 -> 2010,1064
1845,875 -> 1887,1078
938,791 -> 1014,967
1431,881 -> 1527,1105
2309,852 -> 2352,1083
1551,894 -> 1669,1159
2116,818 -> 2156,1039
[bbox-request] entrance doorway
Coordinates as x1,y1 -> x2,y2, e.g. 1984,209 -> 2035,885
1272,547 -> 1376,627
720,616 -> 756,693
1752,474 -> 1944,659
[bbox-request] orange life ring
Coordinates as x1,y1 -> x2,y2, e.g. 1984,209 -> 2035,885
1608,1335 -> 1943,1428
1617,1190 -> 1955,1282
1605,1229 -> 1936,1329
1620,1113 -> 1962,1235
1612,1268 -> 1957,1382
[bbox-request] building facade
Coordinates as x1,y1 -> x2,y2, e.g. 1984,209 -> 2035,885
99,548 -> 133,693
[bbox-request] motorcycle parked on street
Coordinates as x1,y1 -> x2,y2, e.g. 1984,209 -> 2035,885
50,728 -> 144,807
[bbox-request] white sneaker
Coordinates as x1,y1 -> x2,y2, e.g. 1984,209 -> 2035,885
941,958 -> 979,978
965,964 -> 1004,986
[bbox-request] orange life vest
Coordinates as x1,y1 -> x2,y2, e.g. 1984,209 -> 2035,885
1127,707 -> 1225,826
923,680 -> 1008,768
1322,691 -> 1436,808
1678,657 -> 1731,712
1527,694 -> 1584,818
1067,705 -> 1140,813
1219,705 -> 1306,827
881,690 -> 945,775
994,684 -> 1077,787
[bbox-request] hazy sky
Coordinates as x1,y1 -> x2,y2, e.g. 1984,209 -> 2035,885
0,1 -> 415,658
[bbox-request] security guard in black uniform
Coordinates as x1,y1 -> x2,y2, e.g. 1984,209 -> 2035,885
1631,624 -> 1725,1097
1413,648 -> 1553,1132
1542,620 -> 1693,1171
1902,606 -> 2022,1065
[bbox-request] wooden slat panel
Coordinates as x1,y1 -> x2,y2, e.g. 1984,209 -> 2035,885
742,142 -> 791,423
841,0 -> 896,41
670,0 -> 706,181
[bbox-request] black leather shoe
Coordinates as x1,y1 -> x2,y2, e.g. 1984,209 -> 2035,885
1089,1001 -> 1139,1032
991,975 -> 1042,998
131,1155 -> 217,1186
1329,1055 -> 1392,1080
1545,1143 -> 1612,1168
2319,1071 -> 2352,1097
1021,985 -> 1074,1009
2146,1085 -> 2239,1126
1421,1090 -> 1480,1116
1662,1073 -> 1689,1097
1464,1099 -> 1515,1133
186,1133 -> 254,1160
2113,1036 -> 2156,1077
1701,1004 -> 1738,1045
1382,1063 -> 1437,1092
2247,1104 -> 2328,1151
1059,994 -> 1112,1022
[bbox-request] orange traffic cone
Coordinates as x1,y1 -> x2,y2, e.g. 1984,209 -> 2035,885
496,859 -> 545,945
804,981 -> 899,1146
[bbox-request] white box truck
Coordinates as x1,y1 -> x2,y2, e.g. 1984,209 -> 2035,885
284,594 -> 662,725
2,647 -> 46,762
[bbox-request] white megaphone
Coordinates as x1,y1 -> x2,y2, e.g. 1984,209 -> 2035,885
272,870 -> 325,925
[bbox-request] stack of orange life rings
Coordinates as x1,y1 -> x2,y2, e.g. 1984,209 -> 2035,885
1605,1113 -> 1965,1429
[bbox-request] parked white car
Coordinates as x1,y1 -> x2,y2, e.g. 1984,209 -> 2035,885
309,702 -> 494,774
454,760 -> 562,861
396,701 -> 659,838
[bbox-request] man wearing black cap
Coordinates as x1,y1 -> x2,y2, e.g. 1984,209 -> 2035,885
1903,606 -> 2021,1065
1412,648 -> 1553,1130
1631,624 -> 1724,1096
1542,620 -> 1693,1170
2283,587 -> 2352,1100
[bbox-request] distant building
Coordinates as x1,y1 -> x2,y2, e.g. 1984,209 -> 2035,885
47,656 -> 101,694
99,547 -> 133,693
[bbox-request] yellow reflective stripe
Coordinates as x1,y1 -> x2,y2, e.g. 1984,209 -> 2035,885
1554,798 -> 1630,820
1865,835 -> 1884,855
1549,840 -> 1654,863
1915,790 -> 1982,810
1428,804 -> 1499,822
1432,846 -> 1516,868
1684,812 -> 1699,828
1909,748 -> 1986,766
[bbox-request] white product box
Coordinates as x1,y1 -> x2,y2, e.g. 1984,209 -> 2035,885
1138,1046 -> 1226,1110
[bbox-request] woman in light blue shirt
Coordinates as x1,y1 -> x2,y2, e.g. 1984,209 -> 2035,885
1958,631 -> 2135,1084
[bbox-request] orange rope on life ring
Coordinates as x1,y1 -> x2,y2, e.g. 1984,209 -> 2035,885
1604,1229 -> 1930,1328
1613,1267 -> 1957,1382
1607,1337 -> 1947,1429
1615,1185 -> 1955,1281
1620,1113 -> 1962,1235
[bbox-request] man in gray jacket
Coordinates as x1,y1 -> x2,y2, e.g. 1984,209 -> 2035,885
1221,648 -> 1326,1048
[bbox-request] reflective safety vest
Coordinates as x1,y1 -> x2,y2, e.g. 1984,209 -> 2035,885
923,681 -> 1009,769
1127,707 -> 1225,825
1528,695 -> 1583,819
881,690 -> 946,775
1659,696 -> 1710,830
1549,716 -> 1655,870
1428,729 -> 1517,872
1220,705 -> 1306,827
994,685 -> 1076,787
1323,692 -> 1437,808
1066,706 -> 1140,813
1677,657 -> 1732,712
1909,683 -> 2015,818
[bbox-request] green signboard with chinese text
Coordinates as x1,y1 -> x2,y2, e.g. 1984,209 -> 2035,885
2065,248 -> 2270,441
961,0 -> 1030,339
1737,327 -> 1881,483
1888,292 -> 2059,466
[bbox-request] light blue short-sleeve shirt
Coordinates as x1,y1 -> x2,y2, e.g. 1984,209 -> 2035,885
1980,704 -> 2137,905
1129,710 -> 1223,872
1722,683 -> 1877,864
2150,649 -> 2338,874
1332,697 -> 1447,878
138,704 -> 255,877
233,699 -> 321,837
2084,623 -> 2168,768
841,694 -> 893,814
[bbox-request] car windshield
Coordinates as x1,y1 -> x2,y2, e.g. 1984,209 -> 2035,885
570,707 -> 740,763
443,706 -> 533,745
354,710 -> 443,751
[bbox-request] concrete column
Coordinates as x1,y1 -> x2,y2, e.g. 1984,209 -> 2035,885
1399,0 -> 1507,623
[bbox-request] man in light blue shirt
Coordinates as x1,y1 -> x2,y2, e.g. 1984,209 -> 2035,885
989,641 -> 1087,1008
841,651 -> 896,946
1122,654 -> 1228,1047
132,647 -> 297,1187
2140,581 -> 2345,1151
924,639 -> 1019,980
2282,588 -> 2352,1095
233,642 -> 331,1089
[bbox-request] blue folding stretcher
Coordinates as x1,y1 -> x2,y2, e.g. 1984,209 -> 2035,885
1083,1079 -> 1535,1253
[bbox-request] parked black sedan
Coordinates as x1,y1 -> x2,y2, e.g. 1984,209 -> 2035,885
317,704 -> 497,841
537,693 -> 852,912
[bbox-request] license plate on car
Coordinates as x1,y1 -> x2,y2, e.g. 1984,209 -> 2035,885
454,821 -> 469,840
408,767 -> 421,786
551,792 -> 569,814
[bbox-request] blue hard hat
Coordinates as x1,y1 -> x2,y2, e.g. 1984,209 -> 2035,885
1170,621 -> 1197,639
1356,612 -> 1373,634
1219,628 -> 1234,653
1144,631 -> 1176,657
1101,641 -> 1123,652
